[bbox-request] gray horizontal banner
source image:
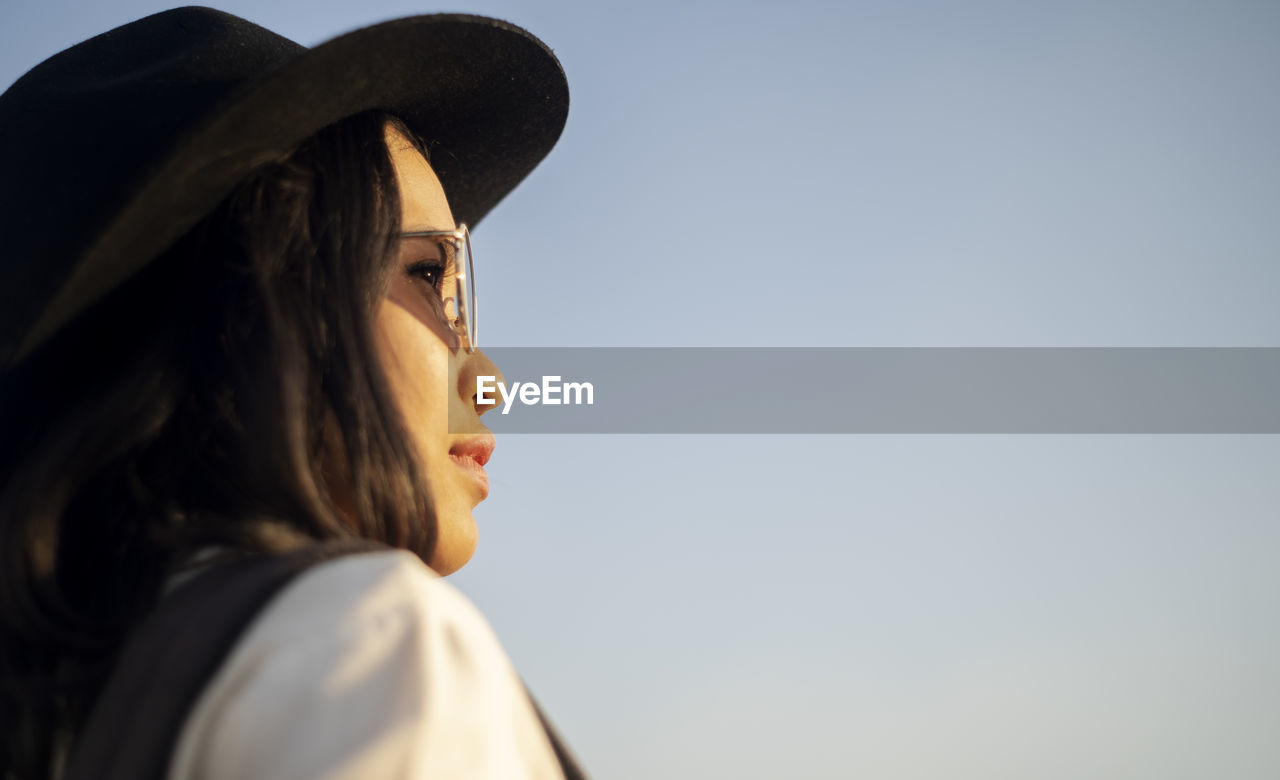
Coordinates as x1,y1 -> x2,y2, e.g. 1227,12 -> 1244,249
447,348 -> 1280,433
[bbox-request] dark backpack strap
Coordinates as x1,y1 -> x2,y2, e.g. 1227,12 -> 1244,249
62,538 -> 588,780
61,538 -> 388,780
526,690 -> 589,780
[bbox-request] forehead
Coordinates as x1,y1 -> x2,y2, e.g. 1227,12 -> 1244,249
384,123 -> 456,232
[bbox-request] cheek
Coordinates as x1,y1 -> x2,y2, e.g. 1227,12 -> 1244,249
374,295 -> 452,446
377,293 -> 478,575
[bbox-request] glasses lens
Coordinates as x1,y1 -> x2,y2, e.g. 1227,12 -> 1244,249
399,228 -> 474,353
462,225 -> 476,349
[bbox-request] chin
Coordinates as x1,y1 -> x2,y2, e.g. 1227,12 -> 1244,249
427,512 -> 478,575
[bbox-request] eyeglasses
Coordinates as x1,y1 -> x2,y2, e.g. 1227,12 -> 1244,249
399,224 -> 476,353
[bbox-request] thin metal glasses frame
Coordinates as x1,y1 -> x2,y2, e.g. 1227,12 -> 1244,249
399,224 -> 475,353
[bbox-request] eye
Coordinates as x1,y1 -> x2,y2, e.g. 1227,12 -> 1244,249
405,260 -> 446,292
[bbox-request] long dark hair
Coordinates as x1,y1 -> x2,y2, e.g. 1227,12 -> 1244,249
0,110 -> 441,778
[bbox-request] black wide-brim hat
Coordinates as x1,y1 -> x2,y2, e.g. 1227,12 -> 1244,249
0,6 -> 569,367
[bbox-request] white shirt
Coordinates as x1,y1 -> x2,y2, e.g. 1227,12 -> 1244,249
166,549 -> 566,779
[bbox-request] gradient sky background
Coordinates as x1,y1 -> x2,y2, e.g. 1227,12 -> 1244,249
4,1 -> 1279,777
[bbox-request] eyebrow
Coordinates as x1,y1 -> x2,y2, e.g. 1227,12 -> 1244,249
400,225 -> 460,234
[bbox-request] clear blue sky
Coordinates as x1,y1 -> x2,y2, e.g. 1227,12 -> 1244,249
5,1 -> 1279,777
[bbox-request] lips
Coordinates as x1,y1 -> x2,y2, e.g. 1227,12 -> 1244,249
449,433 -> 494,497
449,433 -> 495,466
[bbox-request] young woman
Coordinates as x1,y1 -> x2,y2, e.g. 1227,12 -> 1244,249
0,7 -> 580,778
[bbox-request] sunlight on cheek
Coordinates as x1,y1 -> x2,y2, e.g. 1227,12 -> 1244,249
375,296 -> 451,434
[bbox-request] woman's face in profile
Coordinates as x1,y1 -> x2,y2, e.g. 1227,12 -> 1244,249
376,123 -> 501,575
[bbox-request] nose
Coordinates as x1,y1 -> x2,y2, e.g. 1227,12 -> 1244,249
456,347 -> 504,417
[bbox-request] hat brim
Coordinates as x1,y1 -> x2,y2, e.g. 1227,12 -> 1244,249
17,13 -> 568,362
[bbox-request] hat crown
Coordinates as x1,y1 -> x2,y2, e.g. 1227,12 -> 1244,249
1,8 -> 302,160
0,8 -> 305,364
16,7 -> 298,95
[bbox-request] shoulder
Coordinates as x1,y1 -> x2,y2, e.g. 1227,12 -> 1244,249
168,549 -> 564,779
224,546 -> 493,650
